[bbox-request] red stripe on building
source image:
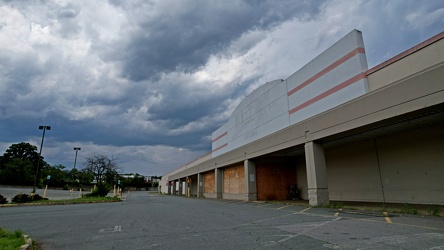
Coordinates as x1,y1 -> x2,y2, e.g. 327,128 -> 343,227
212,143 -> 228,153
212,131 -> 228,142
288,47 -> 365,97
289,73 -> 367,115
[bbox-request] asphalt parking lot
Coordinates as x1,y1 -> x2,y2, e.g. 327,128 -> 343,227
1,189 -> 443,249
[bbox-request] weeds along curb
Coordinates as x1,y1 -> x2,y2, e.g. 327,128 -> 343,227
0,198 -> 121,207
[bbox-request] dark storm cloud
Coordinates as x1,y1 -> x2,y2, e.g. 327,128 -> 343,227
148,87 -> 225,125
3,54 -> 40,98
118,0 -> 325,81
1,0 -> 442,176
146,75 -> 259,132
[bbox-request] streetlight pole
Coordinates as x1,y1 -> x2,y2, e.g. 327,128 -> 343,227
71,147 -> 81,196
73,147 -> 81,169
32,125 -> 51,194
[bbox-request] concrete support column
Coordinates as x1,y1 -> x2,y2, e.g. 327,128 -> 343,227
172,180 -> 177,195
167,181 -> 171,195
215,168 -> 223,199
197,173 -> 204,198
305,141 -> 329,206
244,159 -> 257,201
178,179 -> 183,196
185,176 -> 190,197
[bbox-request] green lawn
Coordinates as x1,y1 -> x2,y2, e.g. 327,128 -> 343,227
0,228 -> 25,250
28,196 -> 121,205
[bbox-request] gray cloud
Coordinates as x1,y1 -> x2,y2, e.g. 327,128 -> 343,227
56,3 -> 81,38
0,0 -> 442,175
114,0 -> 325,81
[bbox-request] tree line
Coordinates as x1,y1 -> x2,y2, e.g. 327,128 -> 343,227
0,142 -> 155,191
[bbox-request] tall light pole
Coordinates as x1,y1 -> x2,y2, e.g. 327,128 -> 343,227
71,147 -> 81,195
73,147 -> 81,169
32,125 -> 51,194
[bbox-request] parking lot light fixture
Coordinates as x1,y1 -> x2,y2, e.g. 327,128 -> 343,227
32,125 -> 51,194
73,147 -> 81,169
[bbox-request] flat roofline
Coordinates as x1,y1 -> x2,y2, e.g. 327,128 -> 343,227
162,151 -> 212,177
164,31 -> 444,177
366,31 -> 444,75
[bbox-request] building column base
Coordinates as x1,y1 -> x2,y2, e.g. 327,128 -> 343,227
245,193 -> 257,201
308,188 -> 329,206
197,173 -> 203,198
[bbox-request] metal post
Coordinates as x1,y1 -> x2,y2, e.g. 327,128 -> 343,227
73,147 -> 81,169
32,125 -> 51,194
71,147 -> 81,193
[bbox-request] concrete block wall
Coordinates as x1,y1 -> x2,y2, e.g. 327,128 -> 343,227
325,125 -> 444,205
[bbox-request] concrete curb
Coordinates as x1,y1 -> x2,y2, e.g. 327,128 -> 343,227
19,234 -> 32,250
0,199 -> 121,207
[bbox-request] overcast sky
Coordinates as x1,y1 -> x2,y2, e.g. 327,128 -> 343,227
0,0 -> 443,176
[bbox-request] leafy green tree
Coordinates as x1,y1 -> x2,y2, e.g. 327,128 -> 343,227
104,170 -> 119,187
63,168 -> 94,190
41,164 -> 69,187
130,174 -> 145,190
0,142 -> 47,186
0,159 -> 34,185
75,169 -> 94,186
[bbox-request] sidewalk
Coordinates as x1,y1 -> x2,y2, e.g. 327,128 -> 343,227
275,199 -> 443,217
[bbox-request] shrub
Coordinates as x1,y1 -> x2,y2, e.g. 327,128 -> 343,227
84,183 -> 111,197
12,193 -> 29,203
31,194 -> 48,202
12,193 -> 48,203
0,194 -> 8,204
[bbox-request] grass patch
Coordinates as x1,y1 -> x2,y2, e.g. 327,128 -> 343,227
0,228 -> 25,250
427,206 -> 441,217
1,196 -> 121,206
19,196 -> 121,205
323,201 -> 344,209
393,203 -> 419,215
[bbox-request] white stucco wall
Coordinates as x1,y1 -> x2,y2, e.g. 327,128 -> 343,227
212,29 -> 369,157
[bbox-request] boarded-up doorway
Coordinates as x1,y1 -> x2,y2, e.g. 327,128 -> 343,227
256,164 -> 297,200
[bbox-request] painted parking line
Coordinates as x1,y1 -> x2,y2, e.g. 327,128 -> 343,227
298,207 -> 312,213
334,208 -> 342,217
99,225 -> 121,233
256,204 -> 272,208
276,204 -> 293,210
383,212 -> 392,223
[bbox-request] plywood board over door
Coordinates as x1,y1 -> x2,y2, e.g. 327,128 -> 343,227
203,171 -> 215,193
223,164 -> 245,194
256,164 -> 297,200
